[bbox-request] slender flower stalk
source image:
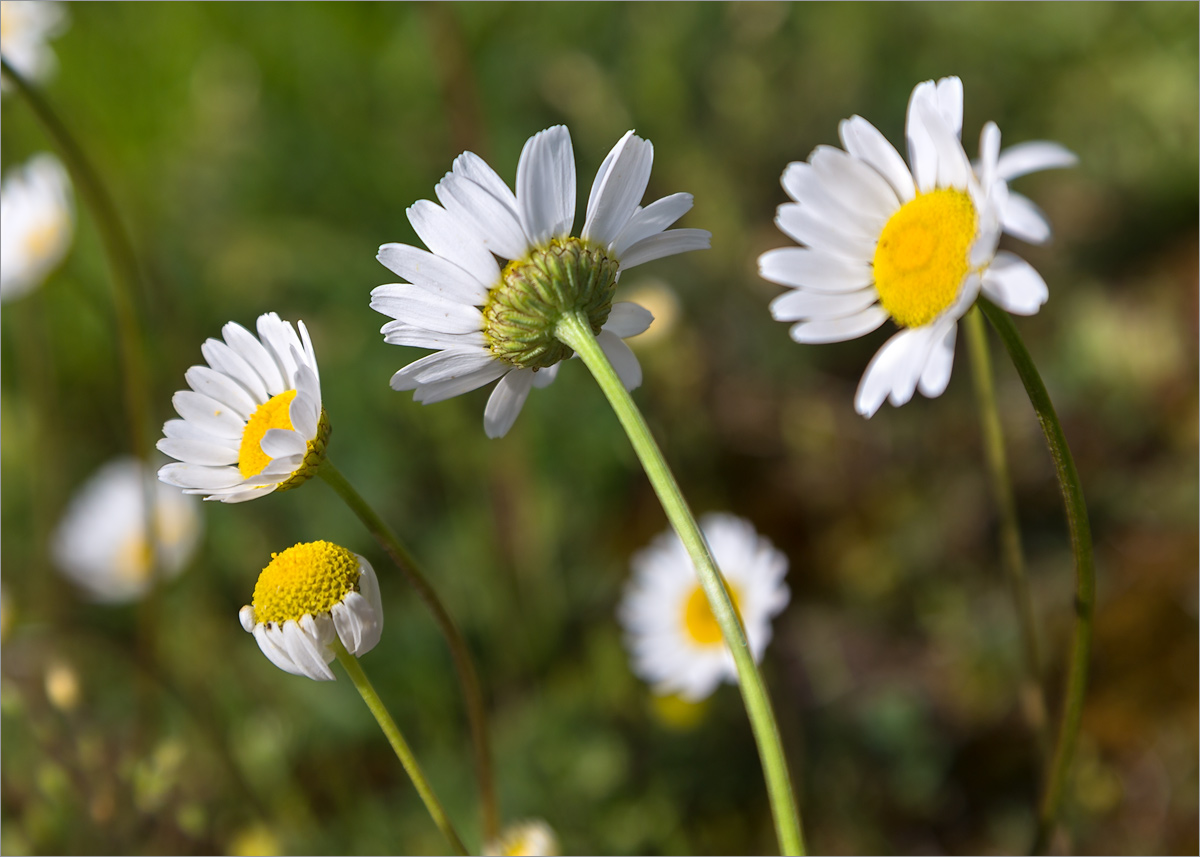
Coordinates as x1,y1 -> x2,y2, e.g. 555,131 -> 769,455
555,309 -> 805,856
317,458 -> 498,841
964,306 -> 1050,760
977,297 -> 1095,854
334,642 -> 469,856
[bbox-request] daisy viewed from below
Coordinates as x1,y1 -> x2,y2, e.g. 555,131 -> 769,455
758,76 -> 1077,417
157,312 -> 329,503
0,0 -> 67,92
1,153 -> 73,302
240,541 -> 383,681
619,513 -> 791,703
51,456 -> 203,603
372,124 -> 710,438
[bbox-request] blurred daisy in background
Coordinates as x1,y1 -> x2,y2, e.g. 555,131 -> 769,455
239,541 -> 383,682
0,153 -> 73,302
51,456 -> 203,603
372,124 -> 710,438
758,76 -> 1076,417
619,513 -> 790,702
0,0 -> 68,91
157,312 -> 329,503
483,819 -> 560,857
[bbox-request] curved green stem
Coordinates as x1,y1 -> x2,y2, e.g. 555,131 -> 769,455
555,310 -> 805,856
964,307 -> 1050,761
335,644 -> 468,855
977,298 -> 1095,854
318,459 -> 498,842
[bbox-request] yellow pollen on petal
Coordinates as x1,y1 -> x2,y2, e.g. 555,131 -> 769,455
238,390 -> 297,478
251,541 -> 360,627
872,188 -> 977,329
683,582 -> 743,647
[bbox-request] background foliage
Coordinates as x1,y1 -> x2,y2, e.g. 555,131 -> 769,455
2,3 -> 1196,854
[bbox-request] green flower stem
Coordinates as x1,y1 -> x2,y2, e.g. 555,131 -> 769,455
318,459 -> 498,842
977,298 -> 1095,854
963,307 -> 1050,760
555,310 -> 805,856
1,58 -> 151,466
334,643 -> 468,856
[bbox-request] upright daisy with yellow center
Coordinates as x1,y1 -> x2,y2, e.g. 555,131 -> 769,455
157,312 -> 330,503
619,513 -> 791,702
372,125 -> 710,438
240,541 -> 383,681
758,76 -> 1076,417
0,153 -> 73,302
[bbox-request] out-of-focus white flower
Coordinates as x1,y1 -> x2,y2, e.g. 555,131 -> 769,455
0,0 -> 68,91
483,819 -> 559,857
1,153 -> 73,302
51,456 -> 203,603
239,541 -> 383,682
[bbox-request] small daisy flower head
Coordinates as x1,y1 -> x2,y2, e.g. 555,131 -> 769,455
758,76 -> 1077,417
483,819 -> 560,857
372,125 -> 711,438
51,457 -> 203,604
157,312 -> 329,503
0,0 -> 68,92
1,153 -> 73,302
239,541 -> 383,682
619,513 -> 791,703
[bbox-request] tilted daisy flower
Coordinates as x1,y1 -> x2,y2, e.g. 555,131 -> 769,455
1,153 -> 73,302
372,125 -> 710,438
51,456 -> 203,603
240,541 -> 383,681
157,312 -> 330,503
758,76 -> 1077,417
0,0 -> 68,92
619,513 -> 790,702
483,819 -> 560,857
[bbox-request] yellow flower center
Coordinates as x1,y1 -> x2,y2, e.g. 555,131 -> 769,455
872,188 -> 977,329
683,582 -> 743,647
251,541 -> 360,626
114,534 -> 155,585
238,390 -> 297,478
24,220 -> 62,261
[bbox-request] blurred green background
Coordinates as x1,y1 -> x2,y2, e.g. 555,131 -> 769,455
2,2 -> 1196,854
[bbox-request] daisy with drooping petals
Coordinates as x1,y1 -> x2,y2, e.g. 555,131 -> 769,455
51,456 -> 203,603
372,125 -> 710,438
759,76 -> 1076,417
240,541 -> 383,681
157,312 -> 329,503
0,0 -> 68,92
619,513 -> 791,703
1,153 -> 73,302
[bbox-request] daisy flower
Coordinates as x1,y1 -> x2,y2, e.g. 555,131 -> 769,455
157,312 -> 329,503
239,541 -> 383,681
51,456 -> 203,603
483,819 -> 560,857
372,125 -> 710,438
619,513 -> 791,703
758,76 -> 1077,417
0,0 -> 68,92
1,153 -> 73,302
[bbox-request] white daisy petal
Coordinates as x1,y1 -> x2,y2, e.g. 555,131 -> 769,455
435,168 -> 529,259
256,313 -> 304,391
757,247 -> 874,294
769,287 -> 878,322
390,347 -> 497,389
200,338 -> 268,404
916,98 -> 971,191
776,203 -> 876,261
810,145 -> 900,223
254,625 -> 306,677
612,192 -> 694,258
602,301 -> 654,338
906,79 -> 940,194
156,437 -> 239,467
370,283 -> 485,333
789,304 -> 889,344
620,228 -> 712,269
935,76 -> 964,138
839,115 -> 916,204
583,131 -> 654,248
407,199 -> 501,289
377,242 -> 489,305
517,125 -> 576,245
781,162 -> 881,240
530,363 -> 560,389
978,121 -> 1001,191
996,141 -> 1078,181
260,428 -> 307,459
1000,191 -> 1052,244
854,326 -> 934,417
412,361 -> 509,404
171,391 -> 246,440
185,365 -> 259,421
381,322 -> 488,351
597,329 -> 643,391
158,463 -> 245,491
981,251 -> 1048,315
483,369 -> 535,439
917,320 -> 958,399
282,617 -> 336,682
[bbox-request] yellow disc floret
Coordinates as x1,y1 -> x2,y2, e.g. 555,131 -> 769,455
238,390 -> 298,478
684,582 -> 743,646
251,541 -> 360,626
872,188 -> 978,329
